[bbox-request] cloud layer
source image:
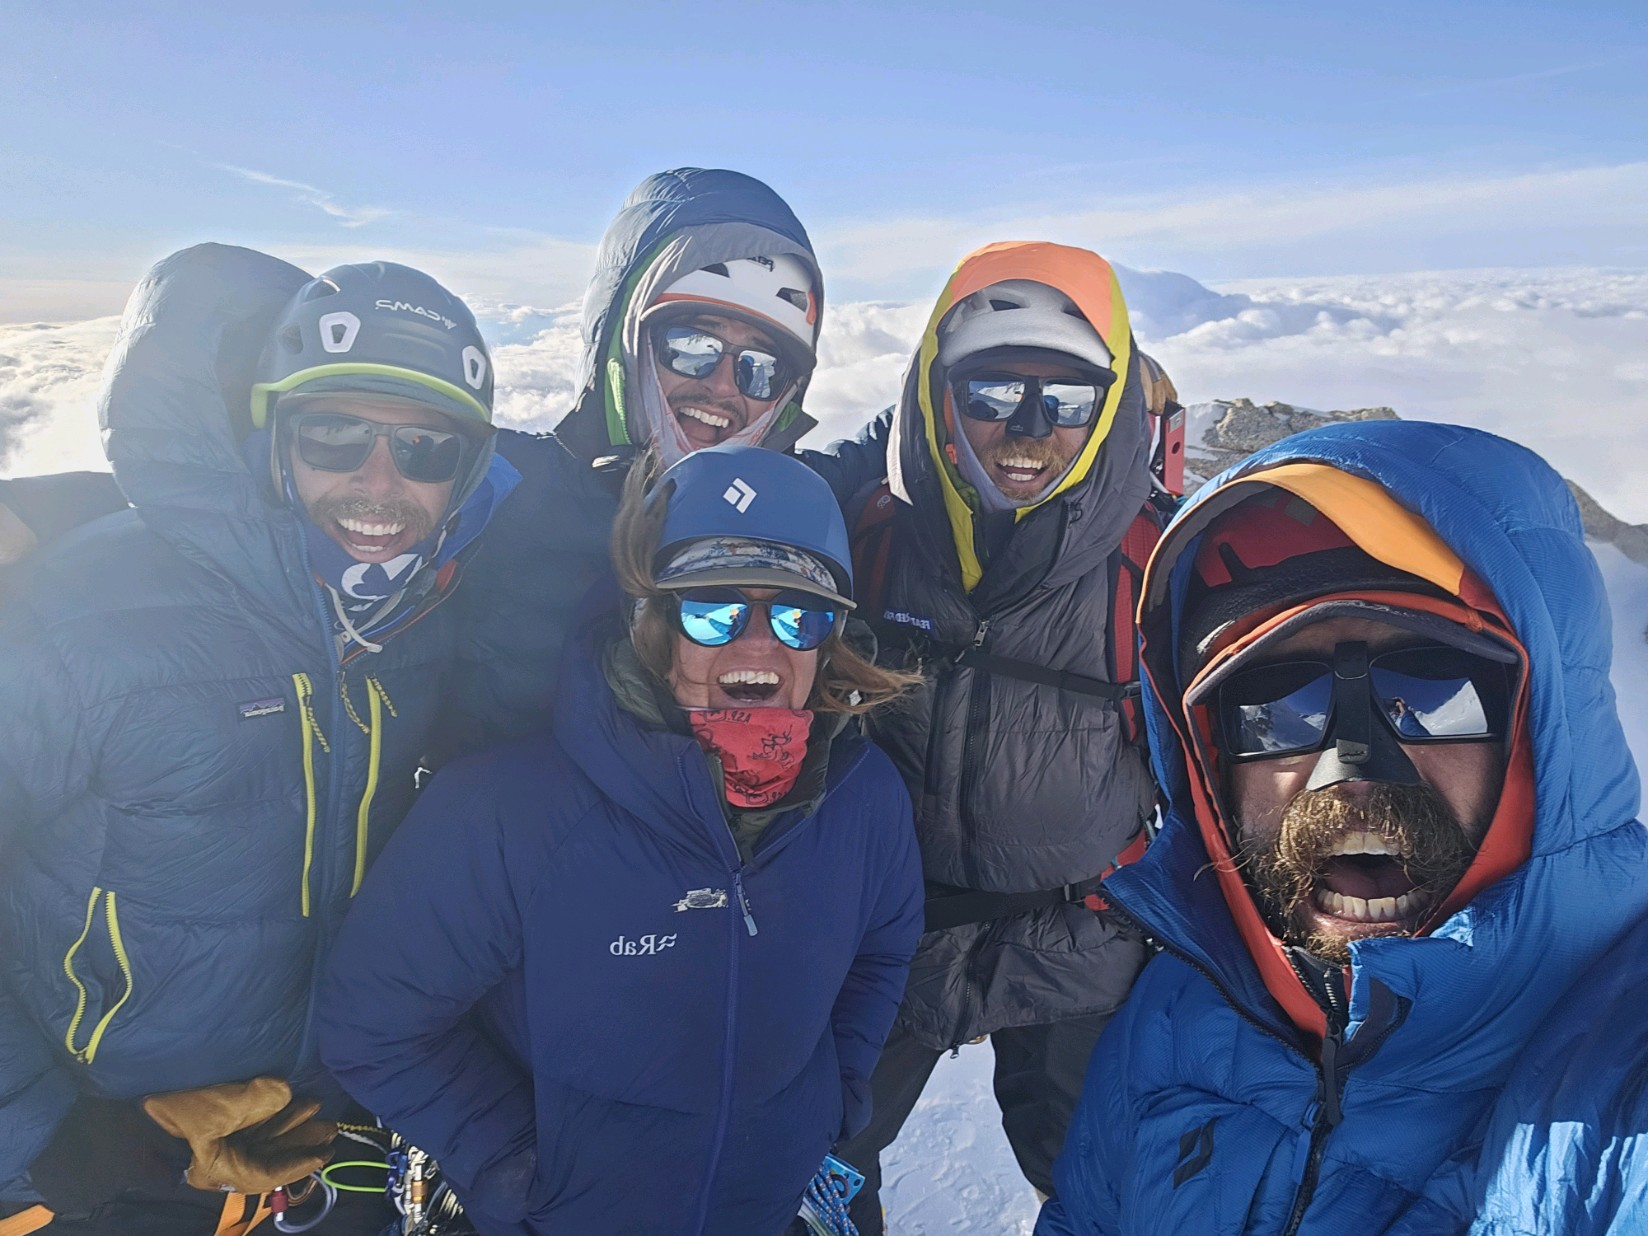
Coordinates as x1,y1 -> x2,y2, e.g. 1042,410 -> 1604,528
5,264 -> 1647,525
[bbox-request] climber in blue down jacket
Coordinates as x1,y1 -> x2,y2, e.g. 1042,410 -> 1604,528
1036,419 -> 1647,1235
317,445 -> 925,1236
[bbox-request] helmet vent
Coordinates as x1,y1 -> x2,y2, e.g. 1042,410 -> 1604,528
301,278 -> 341,302
702,263 -> 730,278
777,287 -> 809,312
279,325 -> 303,354
989,298 -> 1020,311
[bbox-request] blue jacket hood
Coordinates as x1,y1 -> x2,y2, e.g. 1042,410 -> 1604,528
1111,419 -> 1644,1043
556,168 -> 822,458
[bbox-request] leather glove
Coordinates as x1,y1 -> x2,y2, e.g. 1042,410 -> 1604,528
143,1077 -> 336,1193
29,1096 -> 184,1217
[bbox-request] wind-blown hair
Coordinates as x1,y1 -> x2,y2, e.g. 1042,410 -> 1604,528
611,453 -> 920,716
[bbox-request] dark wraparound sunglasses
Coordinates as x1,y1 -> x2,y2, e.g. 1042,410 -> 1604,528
290,412 -> 466,484
674,586 -> 840,651
1216,643 -> 1514,760
654,326 -> 790,402
955,373 -> 1110,429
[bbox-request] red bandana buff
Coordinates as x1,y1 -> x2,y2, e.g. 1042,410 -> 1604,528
686,708 -> 814,808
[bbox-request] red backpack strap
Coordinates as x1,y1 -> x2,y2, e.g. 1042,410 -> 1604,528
848,481 -> 897,621
1107,505 -> 1164,744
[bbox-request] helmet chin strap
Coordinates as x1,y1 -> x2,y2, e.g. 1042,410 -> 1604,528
1304,641 -> 1424,791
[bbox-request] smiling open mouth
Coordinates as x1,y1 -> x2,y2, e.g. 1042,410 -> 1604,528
678,406 -> 733,431
1309,830 -> 1425,924
993,455 -> 1050,485
717,669 -> 781,703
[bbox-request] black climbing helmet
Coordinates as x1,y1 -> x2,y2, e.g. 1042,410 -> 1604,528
250,261 -> 494,435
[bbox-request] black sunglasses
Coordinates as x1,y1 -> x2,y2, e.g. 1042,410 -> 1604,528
955,373 -> 1109,430
1216,642 -> 1514,761
673,586 -> 840,651
654,325 -> 790,402
289,412 -> 466,484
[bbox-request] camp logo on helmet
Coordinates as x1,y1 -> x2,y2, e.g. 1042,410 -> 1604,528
722,478 -> 757,513
374,298 -> 459,331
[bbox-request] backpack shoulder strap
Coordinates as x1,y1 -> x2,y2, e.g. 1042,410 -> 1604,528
1107,503 -> 1165,744
847,479 -> 897,622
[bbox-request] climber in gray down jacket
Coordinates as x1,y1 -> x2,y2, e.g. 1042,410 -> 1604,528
830,241 -> 1162,1232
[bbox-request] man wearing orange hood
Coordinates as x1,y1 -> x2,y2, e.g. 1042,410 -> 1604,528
1036,422 -> 1647,1235
828,242 -> 1164,1230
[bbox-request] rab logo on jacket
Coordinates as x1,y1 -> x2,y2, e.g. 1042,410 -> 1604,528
609,933 -> 678,956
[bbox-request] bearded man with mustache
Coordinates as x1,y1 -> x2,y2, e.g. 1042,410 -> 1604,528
1037,421 -> 1648,1236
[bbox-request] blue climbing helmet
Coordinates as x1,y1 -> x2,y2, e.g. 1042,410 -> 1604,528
652,444 -> 854,607
249,261 -> 494,435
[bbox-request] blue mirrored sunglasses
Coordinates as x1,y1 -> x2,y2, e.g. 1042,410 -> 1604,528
673,586 -> 840,651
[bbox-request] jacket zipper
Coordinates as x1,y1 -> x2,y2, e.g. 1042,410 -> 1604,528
1282,1030 -> 1344,1236
348,676 -> 396,896
61,888 -> 136,1064
956,621 -> 993,888
292,673 -> 332,917
1108,894 -> 1381,1234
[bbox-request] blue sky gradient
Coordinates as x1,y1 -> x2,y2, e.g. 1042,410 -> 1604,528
3,1 -> 1645,317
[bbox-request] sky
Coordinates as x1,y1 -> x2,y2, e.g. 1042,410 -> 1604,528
3,1 -> 1647,320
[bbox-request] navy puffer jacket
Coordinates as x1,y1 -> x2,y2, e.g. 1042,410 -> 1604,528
0,245 -> 490,1193
316,624 -> 924,1235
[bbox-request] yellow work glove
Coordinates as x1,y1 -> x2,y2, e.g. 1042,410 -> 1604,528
142,1077 -> 336,1194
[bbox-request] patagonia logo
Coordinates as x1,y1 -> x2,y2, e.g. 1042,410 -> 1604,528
1172,1119 -> 1215,1188
609,933 -> 678,956
239,697 -> 287,720
674,888 -> 728,912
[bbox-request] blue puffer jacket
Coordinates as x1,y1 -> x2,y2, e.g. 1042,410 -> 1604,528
0,245 -> 506,1194
1037,421 -> 1647,1235
1412,904 -> 1648,1235
443,168 -> 827,752
317,623 -> 924,1235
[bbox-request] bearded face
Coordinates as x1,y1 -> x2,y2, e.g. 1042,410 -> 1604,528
1234,782 -> 1483,964
1219,616 -> 1508,965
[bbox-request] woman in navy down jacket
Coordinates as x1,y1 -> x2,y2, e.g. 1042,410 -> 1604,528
317,445 -> 924,1235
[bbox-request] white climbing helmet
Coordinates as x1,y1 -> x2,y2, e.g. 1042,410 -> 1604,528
937,279 -> 1114,372
646,254 -> 820,370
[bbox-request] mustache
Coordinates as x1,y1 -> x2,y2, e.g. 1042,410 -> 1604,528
1235,783 -> 1480,962
979,435 -> 1072,472
309,495 -> 437,542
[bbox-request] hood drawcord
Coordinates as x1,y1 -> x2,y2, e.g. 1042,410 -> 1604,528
328,587 -> 386,654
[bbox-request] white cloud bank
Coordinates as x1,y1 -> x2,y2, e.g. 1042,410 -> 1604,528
5,264 -> 1647,525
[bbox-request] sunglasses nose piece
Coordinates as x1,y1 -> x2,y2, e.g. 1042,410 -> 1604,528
1006,389 -> 1056,439
1304,722 -> 1425,792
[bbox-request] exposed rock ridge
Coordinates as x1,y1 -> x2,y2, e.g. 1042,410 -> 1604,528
1184,398 -> 1648,571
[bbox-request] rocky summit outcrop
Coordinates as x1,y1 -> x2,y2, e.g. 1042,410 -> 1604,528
1184,398 -> 1648,574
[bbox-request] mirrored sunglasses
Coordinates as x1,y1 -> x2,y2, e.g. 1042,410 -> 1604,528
290,412 -> 465,484
1216,643 -> 1514,760
674,586 -> 839,651
655,326 -> 789,402
956,374 -> 1105,429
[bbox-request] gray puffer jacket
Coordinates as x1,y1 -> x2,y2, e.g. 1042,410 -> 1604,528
857,243 -> 1158,1049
